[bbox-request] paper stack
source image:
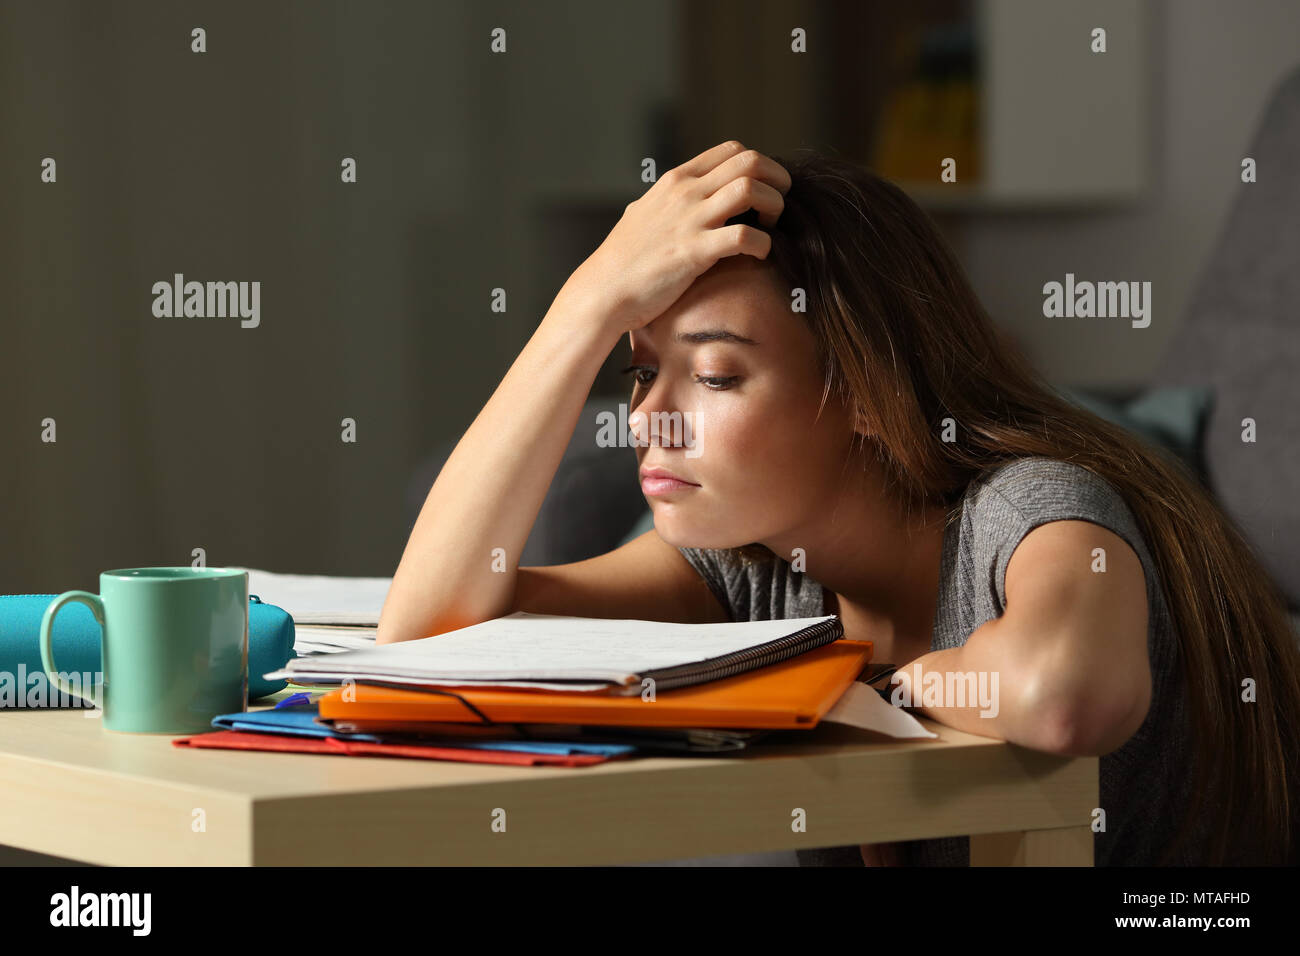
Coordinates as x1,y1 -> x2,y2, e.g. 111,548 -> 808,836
172,568 -> 935,768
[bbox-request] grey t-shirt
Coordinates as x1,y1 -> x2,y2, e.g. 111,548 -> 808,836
678,456 -> 1210,866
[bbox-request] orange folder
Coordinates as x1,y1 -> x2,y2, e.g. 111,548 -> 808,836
317,639 -> 873,731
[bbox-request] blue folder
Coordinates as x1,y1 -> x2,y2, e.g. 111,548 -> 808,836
211,703 -> 636,757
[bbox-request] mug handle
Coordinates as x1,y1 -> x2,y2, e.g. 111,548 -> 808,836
39,591 -> 104,709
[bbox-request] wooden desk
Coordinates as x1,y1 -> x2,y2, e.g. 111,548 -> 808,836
0,693 -> 1097,866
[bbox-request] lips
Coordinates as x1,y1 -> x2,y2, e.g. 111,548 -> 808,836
640,466 -> 699,497
640,466 -> 695,483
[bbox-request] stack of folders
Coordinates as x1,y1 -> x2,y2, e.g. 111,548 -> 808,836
173,584 -> 880,767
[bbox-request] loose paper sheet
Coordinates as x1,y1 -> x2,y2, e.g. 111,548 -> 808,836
234,567 -> 392,625
821,681 -> 937,739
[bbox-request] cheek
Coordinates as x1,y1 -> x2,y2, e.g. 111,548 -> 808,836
691,400 -> 764,471
695,396 -> 820,496
741,399 -> 856,499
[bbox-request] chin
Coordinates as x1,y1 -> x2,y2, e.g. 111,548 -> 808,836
649,512 -> 756,551
646,517 -> 686,549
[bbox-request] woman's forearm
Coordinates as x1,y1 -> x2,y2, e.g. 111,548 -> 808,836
889,619 -> 1076,755
377,293 -> 623,644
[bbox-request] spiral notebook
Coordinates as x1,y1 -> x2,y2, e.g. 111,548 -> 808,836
264,611 -> 844,695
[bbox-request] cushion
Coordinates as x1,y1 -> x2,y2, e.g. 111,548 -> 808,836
1059,385 -> 1212,477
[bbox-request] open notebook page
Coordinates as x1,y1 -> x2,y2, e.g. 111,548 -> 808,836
266,611 -> 838,687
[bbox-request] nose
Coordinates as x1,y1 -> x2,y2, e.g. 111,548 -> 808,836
628,382 -> 687,450
629,387 -> 702,455
628,397 -> 660,449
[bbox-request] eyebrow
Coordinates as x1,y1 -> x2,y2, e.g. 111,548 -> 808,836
673,328 -> 760,346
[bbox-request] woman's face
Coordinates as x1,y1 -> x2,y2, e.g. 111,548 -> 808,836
627,255 -> 863,551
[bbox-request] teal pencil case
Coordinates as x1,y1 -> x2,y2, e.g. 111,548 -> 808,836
0,593 -> 296,707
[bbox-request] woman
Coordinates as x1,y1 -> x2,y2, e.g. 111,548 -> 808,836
377,141 -> 1300,866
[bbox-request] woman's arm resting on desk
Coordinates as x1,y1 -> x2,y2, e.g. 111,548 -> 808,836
894,520 -> 1153,757
376,298 -> 623,645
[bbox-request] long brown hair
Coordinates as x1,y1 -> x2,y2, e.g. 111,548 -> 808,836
734,149 -> 1300,865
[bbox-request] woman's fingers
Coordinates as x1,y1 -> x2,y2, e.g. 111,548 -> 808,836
701,175 -> 786,229
559,140 -> 790,334
676,139 -> 749,178
704,222 -> 772,263
697,147 -> 793,200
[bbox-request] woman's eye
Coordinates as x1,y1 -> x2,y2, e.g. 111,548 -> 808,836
621,365 -> 739,390
620,364 -> 656,386
694,374 -> 739,391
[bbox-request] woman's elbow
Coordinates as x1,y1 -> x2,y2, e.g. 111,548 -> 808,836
1035,682 -> 1151,757
376,605 -> 494,645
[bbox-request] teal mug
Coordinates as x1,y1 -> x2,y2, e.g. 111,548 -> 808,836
39,567 -> 249,733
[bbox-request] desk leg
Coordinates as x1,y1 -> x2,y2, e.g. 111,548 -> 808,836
969,826 -> 1094,866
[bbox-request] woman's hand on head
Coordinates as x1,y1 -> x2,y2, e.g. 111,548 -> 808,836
559,140 -> 791,335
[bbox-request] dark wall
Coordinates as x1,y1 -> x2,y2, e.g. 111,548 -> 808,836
1,0 -> 646,590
